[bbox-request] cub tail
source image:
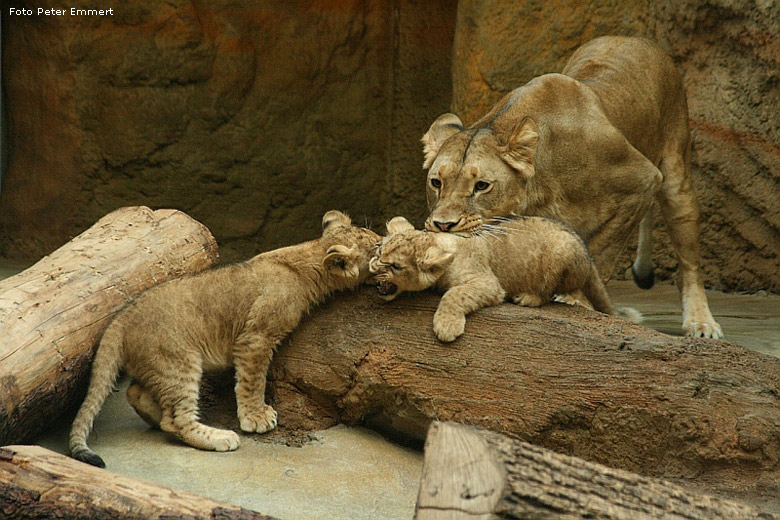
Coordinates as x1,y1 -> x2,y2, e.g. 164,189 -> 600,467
582,263 -> 643,324
581,262 -> 615,316
69,322 -> 125,468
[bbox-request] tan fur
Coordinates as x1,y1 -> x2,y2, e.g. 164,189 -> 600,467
420,36 -> 722,339
69,211 -> 380,467
370,216 -> 638,343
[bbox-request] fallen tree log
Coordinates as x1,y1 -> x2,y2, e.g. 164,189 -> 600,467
265,288 -> 780,500
0,445 -> 277,519
0,206 -> 218,444
414,421 -> 777,520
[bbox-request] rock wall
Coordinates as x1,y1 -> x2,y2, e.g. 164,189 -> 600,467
0,1 -> 455,263
452,0 -> 780,293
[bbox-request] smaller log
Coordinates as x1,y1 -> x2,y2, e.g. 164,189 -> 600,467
0,445 -> 279,520
415,422 -> 777,520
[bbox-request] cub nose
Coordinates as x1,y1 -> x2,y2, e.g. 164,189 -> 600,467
433,220 -> 459,232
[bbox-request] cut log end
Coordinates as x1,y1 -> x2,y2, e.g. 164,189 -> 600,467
415,422 -> 778,520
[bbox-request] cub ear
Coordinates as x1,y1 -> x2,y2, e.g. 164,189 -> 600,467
422,113 -> 464,170
499,116 -> 538,179
420,246 -> 454,272
322,210 -> 352,233
323,244 -> 358,271
386,216 -> 415,235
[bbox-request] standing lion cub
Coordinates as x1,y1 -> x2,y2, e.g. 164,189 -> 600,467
70,210 -> 379,468
369,216 -> 639,342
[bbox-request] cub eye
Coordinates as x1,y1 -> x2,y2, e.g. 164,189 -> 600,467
430,178 -> 442,189
474,180 -> 491,193
390,263 -> 403,271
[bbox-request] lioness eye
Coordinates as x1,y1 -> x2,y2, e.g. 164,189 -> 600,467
474,180 -> 491,192
391,263 -> 403,271
430,178 -> 442,189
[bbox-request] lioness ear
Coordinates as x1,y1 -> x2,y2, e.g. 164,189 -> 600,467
422,113 -> 464,169
322,210 -> 351,233
386,216 -> 415,235
420,246 -> 454,272
323,244 -> 358,271
500,116 -> 538,179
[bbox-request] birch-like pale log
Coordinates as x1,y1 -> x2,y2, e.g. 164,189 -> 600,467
0,206 -> 218,444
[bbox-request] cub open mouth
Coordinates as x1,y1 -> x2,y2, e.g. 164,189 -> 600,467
377,280 -> 398,297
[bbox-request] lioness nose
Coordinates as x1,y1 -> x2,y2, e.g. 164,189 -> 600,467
433,220 -> 459,232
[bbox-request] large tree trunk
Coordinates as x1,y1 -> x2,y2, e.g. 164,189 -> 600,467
266,289 -> 780,500
414,421 -> 777,520
0,445 -> 277,519
0,206 -> 218,444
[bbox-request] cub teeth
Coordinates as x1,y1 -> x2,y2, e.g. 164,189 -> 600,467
377,280 -> 398,296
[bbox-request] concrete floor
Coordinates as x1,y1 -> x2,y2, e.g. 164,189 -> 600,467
3,260 -> 778,519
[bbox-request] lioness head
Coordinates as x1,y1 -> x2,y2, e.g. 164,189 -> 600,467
320,210 -> 381,284
421,113 -> 539,234
368,217 -> 454,300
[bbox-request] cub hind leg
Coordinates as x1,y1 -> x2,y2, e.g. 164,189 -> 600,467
127,380 -> 163,428
148,357 -> 240,452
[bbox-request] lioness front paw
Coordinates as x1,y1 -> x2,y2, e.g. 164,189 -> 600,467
433,313 -> 465,343
683,319 -> 724,339
239,405 -> 278,434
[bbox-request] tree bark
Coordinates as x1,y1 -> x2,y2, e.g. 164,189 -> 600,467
414,421 -> 777,520
267,288 -> 780,499
0,206 -> 218,444
0,445 -> 276,519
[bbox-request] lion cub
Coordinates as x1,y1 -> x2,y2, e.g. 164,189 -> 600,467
70,211 -> 379,468
370,216 -> 638,342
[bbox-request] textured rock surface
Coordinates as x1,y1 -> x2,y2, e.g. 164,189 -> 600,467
2,1 -> 777,293
1,1 -> 455,263
452,0 -> 780,293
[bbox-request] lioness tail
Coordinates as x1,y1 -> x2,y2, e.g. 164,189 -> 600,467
69,322 -> 125,468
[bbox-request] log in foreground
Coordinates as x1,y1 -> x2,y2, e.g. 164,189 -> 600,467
415,421 -> 777,520
269,288 -> 780,498
0,445 -> 277,519
0,207 -> 218,444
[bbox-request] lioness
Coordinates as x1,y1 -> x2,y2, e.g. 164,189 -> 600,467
69,211 -> 379,468
370,216 -> 640,342
421,36 -> 722,338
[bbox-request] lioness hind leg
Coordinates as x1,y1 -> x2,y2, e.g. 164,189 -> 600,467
657,146 -> 723,339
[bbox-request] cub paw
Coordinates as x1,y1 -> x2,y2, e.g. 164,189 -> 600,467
433,313 -> 465,343
239,405 -> 278,434
212,429 -> 241,452
512,293 -> 544,307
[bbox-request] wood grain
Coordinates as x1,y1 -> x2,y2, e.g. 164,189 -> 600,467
0,206 -> 219,444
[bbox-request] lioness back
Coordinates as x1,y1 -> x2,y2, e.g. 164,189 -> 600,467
562,36 -> 687,163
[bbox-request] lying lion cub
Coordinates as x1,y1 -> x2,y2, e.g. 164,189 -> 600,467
70,210 -> 379,468
370,216 -> 639,342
